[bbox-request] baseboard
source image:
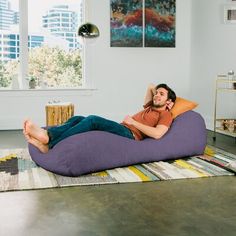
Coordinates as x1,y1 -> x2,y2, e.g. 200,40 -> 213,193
0,115 -> 44,130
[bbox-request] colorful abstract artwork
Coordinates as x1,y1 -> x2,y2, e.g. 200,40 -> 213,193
110,0 -> 176,47
145,0 -> 175,47
110,0 -> 143,47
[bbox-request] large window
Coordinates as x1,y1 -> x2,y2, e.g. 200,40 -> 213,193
0,0 -> 83,89
0,0 -> 19,88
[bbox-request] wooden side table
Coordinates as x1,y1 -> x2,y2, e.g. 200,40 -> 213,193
46,102 -> 74,126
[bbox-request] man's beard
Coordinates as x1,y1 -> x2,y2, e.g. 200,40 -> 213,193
152,102 -> 166,108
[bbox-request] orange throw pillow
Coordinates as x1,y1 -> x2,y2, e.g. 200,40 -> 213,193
171,97 -> 198,119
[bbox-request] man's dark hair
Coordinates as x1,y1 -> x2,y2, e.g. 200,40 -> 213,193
156,84 -> 176,102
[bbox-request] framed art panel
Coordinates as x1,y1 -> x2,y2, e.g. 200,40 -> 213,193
145,0 -> 176,47
110,0 -> 143,47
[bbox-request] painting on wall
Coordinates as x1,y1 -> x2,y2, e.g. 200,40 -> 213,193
110,0 -> 143,47
110,0 -> 176,48
145,0 -> 176,47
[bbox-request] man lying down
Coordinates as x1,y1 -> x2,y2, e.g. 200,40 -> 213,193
23,83 -> 176,153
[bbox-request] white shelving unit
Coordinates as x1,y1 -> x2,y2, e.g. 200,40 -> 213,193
213,75 -> 236,140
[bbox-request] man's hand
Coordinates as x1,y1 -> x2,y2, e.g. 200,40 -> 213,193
123,115 -> 135,125
148,83 -> 157,96
144,83 -> 157,105
166,101 -> 174,110
123,115 -> 170,140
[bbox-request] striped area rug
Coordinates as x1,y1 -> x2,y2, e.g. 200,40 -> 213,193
0,146 -> 235,192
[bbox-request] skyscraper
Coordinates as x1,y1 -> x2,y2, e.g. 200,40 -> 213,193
0,2 -> 81,62
0,0 -> 18,30
42,5 -> 80,49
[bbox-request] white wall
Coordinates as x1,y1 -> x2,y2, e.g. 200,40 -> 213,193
190,0 -> 236,129
0,0 -> 192,130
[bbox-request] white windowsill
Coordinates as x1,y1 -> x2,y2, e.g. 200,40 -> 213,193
0,87 -> 97,92
0,87 -> 97,97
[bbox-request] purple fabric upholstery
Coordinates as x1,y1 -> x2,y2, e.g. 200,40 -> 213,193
29,111 -> 207,177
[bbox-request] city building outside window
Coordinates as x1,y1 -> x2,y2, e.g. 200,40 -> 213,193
0,0 -> 83,89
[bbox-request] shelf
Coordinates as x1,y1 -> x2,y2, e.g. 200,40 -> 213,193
216,118 -> 236,121
215,128 -> 236,137
214,75 -> 236,139
217,88 -> 236,91
217,75 -> 227,78
216,79 -> 236,83
216,77 -> 236,90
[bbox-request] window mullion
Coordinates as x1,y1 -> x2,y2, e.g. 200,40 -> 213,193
19,0 -> 28,89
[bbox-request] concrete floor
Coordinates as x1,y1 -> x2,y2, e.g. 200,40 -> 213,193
0,130 -> 235,236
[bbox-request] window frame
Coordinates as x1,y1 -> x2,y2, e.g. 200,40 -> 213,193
0,0 -> 92,91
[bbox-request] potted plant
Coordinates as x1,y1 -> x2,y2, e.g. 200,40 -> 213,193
28,76 -> 37,89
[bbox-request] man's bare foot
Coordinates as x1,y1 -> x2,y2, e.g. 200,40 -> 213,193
23,120 -> 27,133
23,129 -> 30,142
27,137 -> 49,153
25,119 -> 49,144
23,129 -> 49,153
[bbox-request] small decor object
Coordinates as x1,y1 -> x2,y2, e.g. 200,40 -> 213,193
228,70 -> 234,80
233,82 -> 236,89
221,119 -> 236,133
45,102 -> 74,126
227,70 -> 235,89
227,119 -> 236,133
224,4 -> 236,24
28,76 -> 37,89
78,23 -> 100,38
221,119 -> 228,130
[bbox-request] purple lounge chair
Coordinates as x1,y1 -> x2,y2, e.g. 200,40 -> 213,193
28,111 -> 207,177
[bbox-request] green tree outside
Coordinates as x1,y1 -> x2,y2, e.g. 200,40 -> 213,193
0,61 -> 16,87
0,45 -> 82,89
